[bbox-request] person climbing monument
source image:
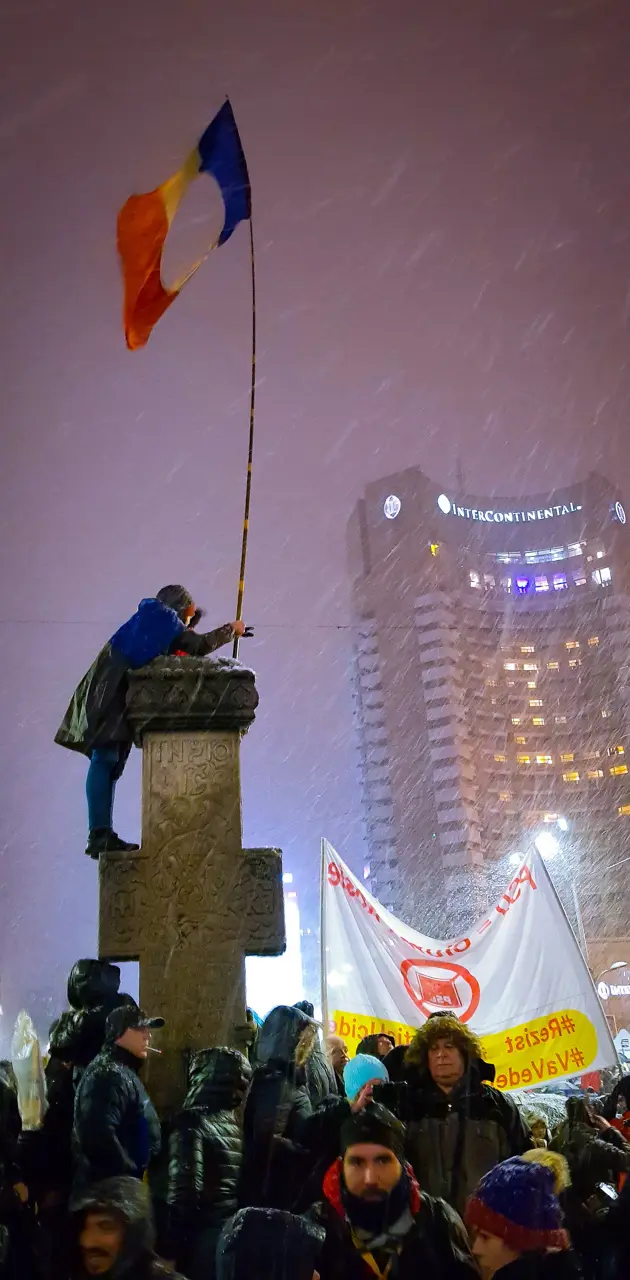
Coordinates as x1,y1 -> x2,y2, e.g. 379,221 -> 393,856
55,585 -> 251,858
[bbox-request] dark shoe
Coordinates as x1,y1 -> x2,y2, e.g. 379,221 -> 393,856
85,829 -> 140,859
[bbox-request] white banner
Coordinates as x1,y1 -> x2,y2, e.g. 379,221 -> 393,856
322,841 -> 615,1092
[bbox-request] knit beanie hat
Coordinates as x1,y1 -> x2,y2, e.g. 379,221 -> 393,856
340,1102 -> 405,1163
466,1156 -> 569,1253
343,1053 -> 389,1102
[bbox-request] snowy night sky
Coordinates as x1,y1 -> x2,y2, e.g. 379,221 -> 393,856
1,0 -> 630,1037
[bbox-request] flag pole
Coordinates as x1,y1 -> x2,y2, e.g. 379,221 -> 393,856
320,838 -> 330,1039
232,215 -> 256,660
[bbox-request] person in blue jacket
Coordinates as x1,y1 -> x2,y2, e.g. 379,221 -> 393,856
55,584 -> 249,858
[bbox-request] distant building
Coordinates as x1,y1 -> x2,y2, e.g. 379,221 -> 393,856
348,467 -> 630,949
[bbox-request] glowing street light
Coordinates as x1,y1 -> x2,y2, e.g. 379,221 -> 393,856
534,831 -> 560,860
557,816 -> 569,832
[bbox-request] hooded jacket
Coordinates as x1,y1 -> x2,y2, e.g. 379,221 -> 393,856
168,1048 -> 251,1272
71,1176 -> 186,1279
241,1006 -> 350,1211
73,1044 -> 161,1193
55,597 -> 234,756
311,1156 -> 478,1280
385,1019 -> 531,1217
293,1004 -> 338,1108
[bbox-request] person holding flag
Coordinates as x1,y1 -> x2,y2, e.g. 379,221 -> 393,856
55,585 -> 250,857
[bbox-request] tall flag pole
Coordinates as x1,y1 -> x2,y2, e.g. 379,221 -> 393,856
117,101 -> 255,650
232,216 -> 256,659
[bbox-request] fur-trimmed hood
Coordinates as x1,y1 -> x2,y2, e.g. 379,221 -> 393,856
405,1013 -> 495,1085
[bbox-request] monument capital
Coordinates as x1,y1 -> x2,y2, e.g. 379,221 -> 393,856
126,654 -> 259,740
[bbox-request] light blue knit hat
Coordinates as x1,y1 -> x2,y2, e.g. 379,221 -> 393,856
343,1053 -> 389,1101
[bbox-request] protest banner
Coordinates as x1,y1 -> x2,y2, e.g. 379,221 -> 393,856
321,840 -> 615,1090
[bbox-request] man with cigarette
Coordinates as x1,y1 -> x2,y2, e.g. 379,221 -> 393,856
73,1007 -> 164,1194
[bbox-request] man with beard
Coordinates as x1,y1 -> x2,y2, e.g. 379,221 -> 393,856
69,1177 -> 186,1278
311,1103 -> 478,1280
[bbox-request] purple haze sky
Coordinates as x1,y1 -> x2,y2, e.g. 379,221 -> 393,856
1,0 -> 630,1030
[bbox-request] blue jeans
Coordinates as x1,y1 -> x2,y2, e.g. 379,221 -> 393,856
86,745 -> 127,831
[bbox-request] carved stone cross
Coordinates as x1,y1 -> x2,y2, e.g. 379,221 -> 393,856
97,655 -> 285,1115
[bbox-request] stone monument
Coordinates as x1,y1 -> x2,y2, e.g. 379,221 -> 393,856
97,654 -> 285,1115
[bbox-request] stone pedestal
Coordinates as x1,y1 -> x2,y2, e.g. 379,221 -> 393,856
98,656 -> 285,1115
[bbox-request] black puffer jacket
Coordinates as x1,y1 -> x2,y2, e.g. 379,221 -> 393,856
73,1044 -> 161,1193
71,1176 -> 186,1279
241,1006 -> 350,1211
49,960 -> 136,1074
168,1048 -> 251,1275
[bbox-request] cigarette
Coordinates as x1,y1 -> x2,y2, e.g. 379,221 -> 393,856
147,1046 -> 162,1054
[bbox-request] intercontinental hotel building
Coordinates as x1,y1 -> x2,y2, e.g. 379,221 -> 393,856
348,468 -> 630,972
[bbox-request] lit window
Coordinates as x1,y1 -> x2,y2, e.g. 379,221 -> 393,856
547,661 -> 560,670
563,771 -> 580,782
516,577 -> 529,595
618,805 -> 630,816
585,750 -> 601,761
602,709 -> 611,719
536,754 -> 553,765
529,699 -> 543,707
430,543 -> 440,557
610,764 -> 629,776
592,567 -> 612,585
573,573 -> 587,586
503,662 -> 518,671
483,573 -> 495,588
507,680 -> 515,687
560,753 -> 574,763
521,645 -> 535,653
512,716 -> 522,725
596,550 -> 604,559
517,754 -> 531,764
501,577 -> 512,592
608,745 -> 625,756
553,573 -> 568,590
494,753 -> 506,762
527,680 -> 537,689
532,717 -> 545,726
565,641 -> 580,650
587,769 -> 604,780
499,792 -> 511,802
535,575 -> 549,592
568,542 -> 582,557
515,735 -> 527,744
569,659 -> 580,669
555,715 -> 567,724
543,812 -> 559,823
523,662 -> 538,671
588,637 -> 599,647
470,570 -> 481,588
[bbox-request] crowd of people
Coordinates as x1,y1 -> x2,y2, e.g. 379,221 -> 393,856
1,962 -> 629,1280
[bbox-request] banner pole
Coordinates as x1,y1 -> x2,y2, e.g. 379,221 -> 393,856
232,215 -> 256,660
320,838 -> 330,1039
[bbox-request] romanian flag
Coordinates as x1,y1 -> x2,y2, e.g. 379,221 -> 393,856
117,100 -> 250,350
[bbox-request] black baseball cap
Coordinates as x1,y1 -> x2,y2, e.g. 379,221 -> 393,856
105,1006 -> 165,1043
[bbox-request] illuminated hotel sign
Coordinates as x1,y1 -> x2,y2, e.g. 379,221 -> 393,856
436,494 -> 582,524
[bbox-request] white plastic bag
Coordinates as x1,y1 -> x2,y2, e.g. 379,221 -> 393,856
10,1010 -> 47,1130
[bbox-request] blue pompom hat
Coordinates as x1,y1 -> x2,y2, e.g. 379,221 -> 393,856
343,1053 -> 389,1102
466,1157 -> 569,1253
